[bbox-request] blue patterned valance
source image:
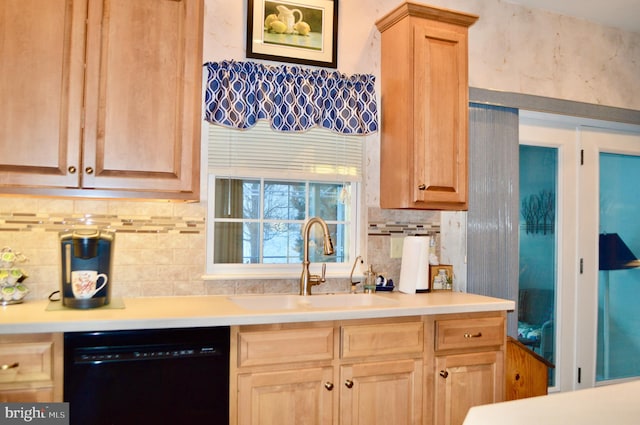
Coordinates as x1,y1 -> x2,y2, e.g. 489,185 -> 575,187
203,61 -> 378,135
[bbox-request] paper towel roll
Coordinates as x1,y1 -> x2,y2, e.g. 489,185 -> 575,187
398,236 -> 430,294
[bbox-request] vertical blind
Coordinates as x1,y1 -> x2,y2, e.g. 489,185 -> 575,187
467,103 -> 520,336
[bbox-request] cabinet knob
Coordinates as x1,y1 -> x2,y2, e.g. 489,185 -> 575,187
85,167 -> 94,175
1,362 -> 19,370
68,166 -> 77,174
324,382 -> 334,391
418,184 -> 426,190
344,379 -> 354,389
439,370 -> 449,379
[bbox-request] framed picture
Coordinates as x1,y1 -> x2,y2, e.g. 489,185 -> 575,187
246,0 -> 338,68
429,264 -> 454,291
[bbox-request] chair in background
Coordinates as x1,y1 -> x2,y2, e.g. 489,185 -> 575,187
517,288 -> 554,364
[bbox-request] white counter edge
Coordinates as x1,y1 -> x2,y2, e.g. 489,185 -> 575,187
1,292 -> 515,334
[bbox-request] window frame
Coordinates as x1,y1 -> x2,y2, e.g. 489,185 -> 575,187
204,173 -> 363,280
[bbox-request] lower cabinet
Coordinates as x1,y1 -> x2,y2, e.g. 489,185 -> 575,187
233,323 -> 335,425
237,366 -> 334,425
339,319 -> 424,425
339,358 -> 422,425
433,351 -> 502,425
231,317 -> 424,425
0,333 -> 63,402
427,313 -> 506,425
231,312 -> 506,425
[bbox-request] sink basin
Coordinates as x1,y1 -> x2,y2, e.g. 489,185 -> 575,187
229,293 -> 397,311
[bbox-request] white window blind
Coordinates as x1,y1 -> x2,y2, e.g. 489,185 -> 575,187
208,121 -> 364,181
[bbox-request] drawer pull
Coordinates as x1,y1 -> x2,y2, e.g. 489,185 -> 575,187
324,382 -> 334,391
344,379 -> 354,389
1,362 -> 19,370
464,332 -> 482,339
439,370 -> 449,379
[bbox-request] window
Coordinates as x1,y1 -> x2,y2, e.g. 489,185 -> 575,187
205,121 -> 364,279
518,144 -> 558,387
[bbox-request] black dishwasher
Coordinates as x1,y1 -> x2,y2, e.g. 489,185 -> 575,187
64,326 -> 229,425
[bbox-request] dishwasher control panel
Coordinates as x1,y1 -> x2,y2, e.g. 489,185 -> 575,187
75,346 -> 220,363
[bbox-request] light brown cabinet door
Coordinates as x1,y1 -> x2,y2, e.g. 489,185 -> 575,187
434,351 -> 502,425
412,24 -> 468,208
82,0 -> 202,198
0,0 -> 86,188
237,367 -> 334,425
376,4 -> 476,210
0,0 -> 202,200
340,359 -> 423,425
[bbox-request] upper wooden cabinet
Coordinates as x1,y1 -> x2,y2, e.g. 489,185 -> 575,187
376,3 -> 478,210
0,0 -> 203,200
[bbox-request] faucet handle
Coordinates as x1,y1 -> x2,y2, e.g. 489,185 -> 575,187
310,263 -> 328,286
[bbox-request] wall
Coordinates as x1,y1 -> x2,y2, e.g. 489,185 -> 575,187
2,0 -> 639,300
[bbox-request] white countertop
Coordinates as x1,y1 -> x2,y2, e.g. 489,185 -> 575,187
0,291 -> 514,334
463,379 -> 640,425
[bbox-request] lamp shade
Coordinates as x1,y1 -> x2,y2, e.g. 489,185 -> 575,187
599,233 -> 640,270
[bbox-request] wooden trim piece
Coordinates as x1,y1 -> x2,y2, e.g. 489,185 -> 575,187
376,2 -> 478,33
237,326 -> 334,368
341,321 -> 424,359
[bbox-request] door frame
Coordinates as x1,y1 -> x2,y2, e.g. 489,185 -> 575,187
577,125 -> 640,388
519,110 -> 579,393
521,110 -> 640,391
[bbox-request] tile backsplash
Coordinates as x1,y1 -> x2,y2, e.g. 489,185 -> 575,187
0,197 -> 445,302
0,198 -> 209,301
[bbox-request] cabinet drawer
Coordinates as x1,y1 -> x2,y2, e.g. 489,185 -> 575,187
341,321 -> 423,359
435,317 -> 504,351
237,326 -> 334,367
0,389 -> 54,403
0,341 -> 54,386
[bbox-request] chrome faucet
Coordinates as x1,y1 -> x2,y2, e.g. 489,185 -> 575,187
300,217 -> 335,295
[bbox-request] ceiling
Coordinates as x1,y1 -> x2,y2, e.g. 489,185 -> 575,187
504,0 -> 640,33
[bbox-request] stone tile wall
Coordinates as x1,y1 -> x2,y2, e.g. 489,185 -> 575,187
0,198 -> 444,301
0,198 -> 207,300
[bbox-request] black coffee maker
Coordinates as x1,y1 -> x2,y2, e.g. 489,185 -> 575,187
60,229 -> 114,309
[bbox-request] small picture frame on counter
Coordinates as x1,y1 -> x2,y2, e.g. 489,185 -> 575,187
429,264 -> 453,291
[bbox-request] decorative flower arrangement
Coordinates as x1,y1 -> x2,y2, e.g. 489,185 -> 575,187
0,247 -> 30,304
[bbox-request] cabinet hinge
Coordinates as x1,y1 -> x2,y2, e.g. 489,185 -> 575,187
580,149 -> 584,165
578,367 -> 582,384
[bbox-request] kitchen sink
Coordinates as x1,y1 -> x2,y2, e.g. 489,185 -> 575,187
228,293 -> 398,311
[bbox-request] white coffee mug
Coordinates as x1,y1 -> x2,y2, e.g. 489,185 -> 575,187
71,270 -> 108,299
